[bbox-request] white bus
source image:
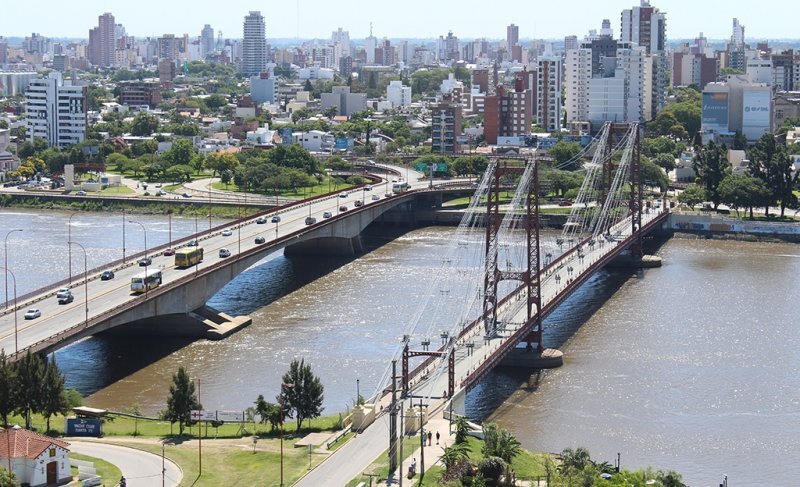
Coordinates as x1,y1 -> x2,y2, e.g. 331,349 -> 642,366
392,182 -> 410,194
131,269 -> 163,294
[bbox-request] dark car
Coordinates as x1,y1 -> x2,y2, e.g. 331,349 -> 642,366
339,205 -> 348,212
354,200 -> 363,207
271,215 -> 281,223
255,236 -> 266,244
305,217 -> 317,225
138,257 -> 152,266
58,294 -> 74,305
256,217 -> 267,224
100,270 -> 115,281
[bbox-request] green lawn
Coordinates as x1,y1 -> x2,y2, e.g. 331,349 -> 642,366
100,185 -> 135,195
70,452 -> 122,485
211,177 -> 357,198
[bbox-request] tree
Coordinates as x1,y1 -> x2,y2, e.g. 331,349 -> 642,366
205,94 -> 228,110
204,152 -> 239,179
280,359 -> 324,431
718,173 -> 770,218
770,147 -> 799,218
454,416 -> 470,444
548,141 -> 583,169
642,158 -> 669,191
254,395 -> 282,432
481,423 -> 521,464
40,359 -> 68,432
652,153 -> 677,172
323,106 -> 339,119
13,351 -> 44,429
440,441 -> 471,470
130,113 -> 160,137
693,141 -> 730,209
677,184 -> 706,208
0,350 -> 15,427
0,467 -> 19,487
163,138 -> 196,167
164,367 -> 200,435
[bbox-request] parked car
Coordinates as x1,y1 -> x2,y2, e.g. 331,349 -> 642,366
305,217 -> 317,225
255,236 -> 266,244
371,194 -> 380,201
56,288 -> 72,299
138,257 -> 152,266
339,191 -> 348,198
339,205 -> 348,212
271,215 -> 281,223
559,200 -> 573,207
367,160 -> 377,166
75,190 -> 87,196
323,211 -> 333,219
219,248 -> 231,258
182,193 -> 192,198
222,229 -> 233,236
100,270 -> 115,281
163,248 -> 175,256
256,217 -> 267,224
354,200 -> 363,207
157,190 -> 167,196
58,294 -> 74,305
24,308 -> 41,320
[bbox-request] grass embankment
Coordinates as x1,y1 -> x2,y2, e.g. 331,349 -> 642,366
100,185 -> 135,195
346,435 -> 549,486
7,412 -> 346,486
70,452 -> 122,484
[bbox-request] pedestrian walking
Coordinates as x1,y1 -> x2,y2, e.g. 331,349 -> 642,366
436,431 -> 440,445
427,431 -> 432,446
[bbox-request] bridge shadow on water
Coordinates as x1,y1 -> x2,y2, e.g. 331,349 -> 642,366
57,225 -> 418,396
465,236 -> 670,421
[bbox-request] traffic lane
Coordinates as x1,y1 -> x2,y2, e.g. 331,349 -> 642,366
68,440 -> 182,487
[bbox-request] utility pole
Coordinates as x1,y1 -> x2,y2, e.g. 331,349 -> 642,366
419,396 -> 425,482
389,360 -> 398,476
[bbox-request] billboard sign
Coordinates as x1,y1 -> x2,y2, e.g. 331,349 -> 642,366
190,410 -> 216,421
334,137 -> 354,149
66,418 -> 102,437
702,92 -> 729,131
216,411 -> 245,423
742,90 -> 771,128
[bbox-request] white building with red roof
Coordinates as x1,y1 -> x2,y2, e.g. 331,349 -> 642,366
0,426 -> 71,486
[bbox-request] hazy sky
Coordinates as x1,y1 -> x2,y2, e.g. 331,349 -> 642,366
1,0 -> 791,41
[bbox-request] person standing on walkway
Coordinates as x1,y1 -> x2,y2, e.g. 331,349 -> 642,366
427,431 -> 432,446
436,431 -> 440,445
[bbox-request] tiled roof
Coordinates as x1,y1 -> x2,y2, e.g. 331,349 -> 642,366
0,427 -> 70,459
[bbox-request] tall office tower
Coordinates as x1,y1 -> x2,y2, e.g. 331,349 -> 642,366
26,72 -> 87,149
157,34 -> 180,60
620,0 -> 667,117
201,24 -> 215,58
564,35 -> 578,51
332,28 -> 351,57
507,24 -> 519,48
88,12 -> 116,67
0,38 -> 7,65
242,11 -> 267,76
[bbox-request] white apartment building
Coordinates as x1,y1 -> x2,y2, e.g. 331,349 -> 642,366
565,48 -> 593,123
386,80 -> 412,108
536,56 -> 562,132
26,72 -> 87,149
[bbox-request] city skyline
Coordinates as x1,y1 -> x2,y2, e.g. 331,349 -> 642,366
0,0 -> 794,41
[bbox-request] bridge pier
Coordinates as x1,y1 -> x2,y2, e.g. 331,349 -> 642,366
101,306 -> 252,340
608,253 -> 663,268
500,347 -> 563,369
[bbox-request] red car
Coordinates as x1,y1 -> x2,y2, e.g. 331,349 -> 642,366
163,248 -> 175,256
559,200 -> 573,207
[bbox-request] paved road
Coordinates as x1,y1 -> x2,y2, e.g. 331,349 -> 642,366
69,440 -> 182,487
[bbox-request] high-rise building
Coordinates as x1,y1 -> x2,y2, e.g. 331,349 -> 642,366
507,24 -> 519,53
320,86 -> 367,117
484,81 -> 533,145
118,80 -> 162,108
364,32 -> 378,65
339,56 -> 353,76
332,28 -> 351,57
537,56 -> 562,132
732,18 -> 745,48
620,0 -> 667,117
242,11 -> 267,76
201,24 -> 215,58
431,98 -> 462,154
0,38 -> 7,65
88,12 -> 116,68
157,34 -> 180,60
564,36 -> 579,52
250,71 -> 277,104
26,72 -> 87,149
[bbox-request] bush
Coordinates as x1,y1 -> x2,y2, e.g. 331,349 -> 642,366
478,457 -> 505,482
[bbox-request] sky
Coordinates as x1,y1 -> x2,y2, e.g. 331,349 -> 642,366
1,0 -> 794,41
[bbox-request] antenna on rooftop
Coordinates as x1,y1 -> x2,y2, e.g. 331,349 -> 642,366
297,0 -> 300,39
370,22 -> 373,37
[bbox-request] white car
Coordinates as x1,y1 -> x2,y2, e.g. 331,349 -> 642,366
371,194 -> 380,201
24,308 -> 41,320
56,288 -> 72,299
222,229 -> 233,236
339,191 -> 348,198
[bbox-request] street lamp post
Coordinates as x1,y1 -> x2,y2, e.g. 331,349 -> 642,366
67,213 -> 77,285
4,228 -> 22,309
122,209 -> 126,264
67,242 -> 89,329
0,267 -> 18,354
128,221 -> 149,295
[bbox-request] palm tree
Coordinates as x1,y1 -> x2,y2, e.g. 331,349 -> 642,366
440,441 -> 471,469
494,429 -> 522,464
454,416 -> 470,444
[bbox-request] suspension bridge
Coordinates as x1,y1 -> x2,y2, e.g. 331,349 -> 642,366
296,122 -> 671,485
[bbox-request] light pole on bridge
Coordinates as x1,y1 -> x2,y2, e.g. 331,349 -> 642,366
0,267 -> 18,355
67,213 -> 78,285
3,228 -> 22,310
67,241 -> 89,329
128,220 -> 149,296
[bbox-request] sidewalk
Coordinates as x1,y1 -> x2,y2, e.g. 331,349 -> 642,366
379,412 -> 453,486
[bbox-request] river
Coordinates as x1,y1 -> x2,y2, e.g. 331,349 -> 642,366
2,208 -> 798,485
